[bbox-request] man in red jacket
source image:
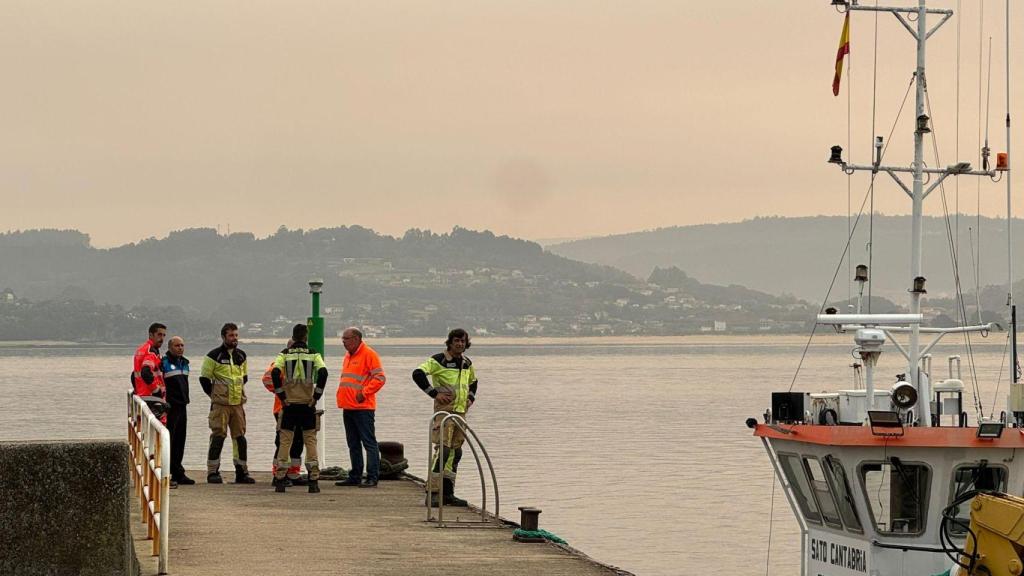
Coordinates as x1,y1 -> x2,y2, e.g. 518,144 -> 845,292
133,323 -> 166,398
334,328 -> 386,488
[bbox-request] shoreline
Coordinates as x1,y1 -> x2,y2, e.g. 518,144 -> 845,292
0,332 -> 1005,348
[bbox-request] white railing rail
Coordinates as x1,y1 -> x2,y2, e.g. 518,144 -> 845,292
127,391 -> 170,575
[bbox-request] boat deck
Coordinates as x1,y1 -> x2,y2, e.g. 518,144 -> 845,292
131,471 -> 627,576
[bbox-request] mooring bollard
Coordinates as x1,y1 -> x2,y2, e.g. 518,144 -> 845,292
513,506 -> 548,543
519,506 -> 542,531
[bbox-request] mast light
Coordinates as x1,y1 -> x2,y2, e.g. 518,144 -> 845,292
911,276 -> 927,294
997,152 -> 1010,171
828,145 -> 844,164
916,114 -> 932,134
855,264 -> 869,283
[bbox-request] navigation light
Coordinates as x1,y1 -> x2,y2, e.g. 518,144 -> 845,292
828,145 -> 844,164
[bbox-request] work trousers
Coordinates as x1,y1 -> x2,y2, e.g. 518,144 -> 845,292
207,403 -> 248,474
343,409 -> 379,482
167,403 -> 188,479
429,411 -> 466,489
272,413 -> 304,479
274,404 -> 319,481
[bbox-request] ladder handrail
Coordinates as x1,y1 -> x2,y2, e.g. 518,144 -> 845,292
425,410 -> 500,527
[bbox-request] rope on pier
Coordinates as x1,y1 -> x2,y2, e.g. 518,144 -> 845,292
512,528 -> 567,544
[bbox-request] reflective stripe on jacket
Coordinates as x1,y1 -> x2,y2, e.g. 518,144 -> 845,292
132,339 -> 164,397
336,342 -> 385,410
273,344 -> 326,405
161,354 -> 190,405
418,352 -> 476,413
201,345 -> 247,405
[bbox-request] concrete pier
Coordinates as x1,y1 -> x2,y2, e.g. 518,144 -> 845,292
132,472 -> 629,576
1,440 -> 133,576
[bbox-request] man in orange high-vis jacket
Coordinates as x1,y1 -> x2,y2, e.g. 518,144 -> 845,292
335,327 -> 385,488
133,322 -> 167,424
133,322 -> 167,399
262,340 -> 306,487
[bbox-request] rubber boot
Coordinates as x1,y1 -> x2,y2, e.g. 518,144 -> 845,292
235,465 -> 256,484
443,478 -> 468,507
308,480 -> 320,494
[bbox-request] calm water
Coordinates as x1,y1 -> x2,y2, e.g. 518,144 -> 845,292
0,335 -> 1016,575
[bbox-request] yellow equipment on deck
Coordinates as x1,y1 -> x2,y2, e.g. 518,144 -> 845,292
961,492 -> 1024,575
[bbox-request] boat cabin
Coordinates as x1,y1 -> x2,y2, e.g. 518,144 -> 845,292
752,361 -> 1021,576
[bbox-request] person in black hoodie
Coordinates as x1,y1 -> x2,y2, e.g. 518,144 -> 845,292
162,336 -> 194,486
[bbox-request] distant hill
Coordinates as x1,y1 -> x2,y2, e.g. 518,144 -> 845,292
0,225 -> 628,314
549,215 -> 1024,302
0,226 -> 821,340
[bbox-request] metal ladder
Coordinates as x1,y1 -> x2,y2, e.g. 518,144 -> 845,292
425,411 -> 501,527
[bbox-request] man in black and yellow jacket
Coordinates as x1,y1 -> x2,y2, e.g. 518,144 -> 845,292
200,322 -> 254,484
271,323 -> 328,493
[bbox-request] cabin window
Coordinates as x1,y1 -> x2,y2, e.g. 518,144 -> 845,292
860,459 -> 930,535
804,457 -> 843,529
948,463 -> 1008,536
822,456 -> 863,533
778,453 -> 821,525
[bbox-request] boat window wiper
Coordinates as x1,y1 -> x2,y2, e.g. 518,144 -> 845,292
889,456 -> 922,507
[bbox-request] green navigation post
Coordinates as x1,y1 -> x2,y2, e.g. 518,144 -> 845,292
308,278 -> 326,466
308,278 -> 325,356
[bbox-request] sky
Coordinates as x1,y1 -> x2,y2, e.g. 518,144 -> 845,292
1,1 -> 1021,247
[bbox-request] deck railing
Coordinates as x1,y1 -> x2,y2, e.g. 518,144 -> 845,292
127,391 -> 170,574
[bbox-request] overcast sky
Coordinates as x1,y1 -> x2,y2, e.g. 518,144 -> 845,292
1,1 -> 1020,247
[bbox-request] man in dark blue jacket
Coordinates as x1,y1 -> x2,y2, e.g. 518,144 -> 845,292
162,336 -> 194,486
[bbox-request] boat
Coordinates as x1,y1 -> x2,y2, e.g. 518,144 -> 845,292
750,1 -> 1019,574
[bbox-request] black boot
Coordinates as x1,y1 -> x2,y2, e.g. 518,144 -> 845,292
235,465 -> 256,484
207,472 -> 223,484
275,482 -> 286,493
443,478 -> 468,507
308,480 -> 320,494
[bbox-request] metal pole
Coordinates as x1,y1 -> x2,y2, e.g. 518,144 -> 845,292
308,279 -> 326,467
864,358 -> 875,422
910,0 -> 932,426
1007,0 -> 1017,386
1013,306 -> 1019,386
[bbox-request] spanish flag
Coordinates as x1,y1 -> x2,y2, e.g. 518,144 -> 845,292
833,13 -> 850,96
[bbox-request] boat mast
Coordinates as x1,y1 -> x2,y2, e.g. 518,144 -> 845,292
830,0 -> 1002,428
909,0 -> 928,426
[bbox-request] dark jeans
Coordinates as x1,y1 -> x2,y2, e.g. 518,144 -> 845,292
343,409 -> 379,482
167,403 -> 188,479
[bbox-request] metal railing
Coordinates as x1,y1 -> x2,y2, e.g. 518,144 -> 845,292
127,392 -> 170,574
425,411 -> 500,527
